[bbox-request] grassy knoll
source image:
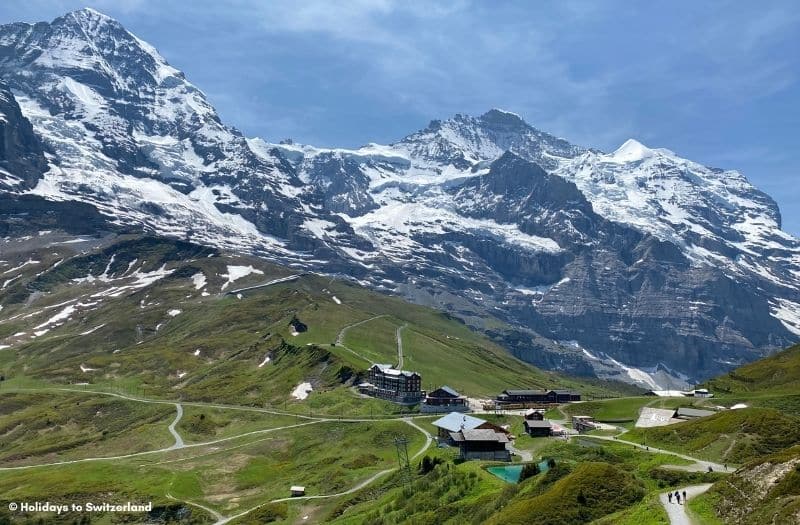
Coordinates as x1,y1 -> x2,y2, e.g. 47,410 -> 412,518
0,391 -> 174,466
625,407 -> 800,464
486,462 -> 646,525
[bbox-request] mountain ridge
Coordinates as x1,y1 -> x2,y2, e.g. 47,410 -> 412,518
0,8 -> 798,388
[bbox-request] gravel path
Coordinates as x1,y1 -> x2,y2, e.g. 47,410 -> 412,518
659,484 -> 713,525
166,403 -> 185,450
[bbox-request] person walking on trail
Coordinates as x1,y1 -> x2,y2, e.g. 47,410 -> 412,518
675,491 -> 682,505
668,492 -> 673,504
682,490 -> 687,503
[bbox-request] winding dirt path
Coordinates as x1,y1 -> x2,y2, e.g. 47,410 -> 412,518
166,403 -> 185,450
659,484 -> 713,525
0,385 -> 435,525
215,417 -> 434,524
578,434 -> 727,472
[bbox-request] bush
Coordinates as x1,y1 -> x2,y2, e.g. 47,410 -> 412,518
519,463 -> 540,482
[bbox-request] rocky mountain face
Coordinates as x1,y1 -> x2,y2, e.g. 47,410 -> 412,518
0,81 -> 48,191
1,8 -> 798,388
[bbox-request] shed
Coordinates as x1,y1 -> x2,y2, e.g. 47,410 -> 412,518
524,408 -> 545,420
290,486 -> 305,497
524,419 -> 552,437
449,429 -> 510,461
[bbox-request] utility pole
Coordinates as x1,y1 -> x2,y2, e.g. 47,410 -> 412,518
394,435 -> 412,485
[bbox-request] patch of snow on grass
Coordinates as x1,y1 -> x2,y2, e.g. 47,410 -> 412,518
291,382 -> 313,400
167,309 -> 182,317
2,258 -> 40,275
220,265 -> 264,290
332,296 -> 341,304
34,304 -> 77,330
258,355 -> 271,367
191,272 -> 207,290
79,324 -> 106,335
79,364 -> 96,372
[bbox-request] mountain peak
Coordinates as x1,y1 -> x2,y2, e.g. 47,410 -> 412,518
62,7 -> 120,31
479,108 -> 527,129
608,138 -> 656,162
70,7 -> 113,20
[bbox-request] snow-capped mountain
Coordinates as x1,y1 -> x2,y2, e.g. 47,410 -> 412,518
1,8 -> 798,388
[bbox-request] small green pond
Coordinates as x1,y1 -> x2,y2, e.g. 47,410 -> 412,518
487,460 -> 550,484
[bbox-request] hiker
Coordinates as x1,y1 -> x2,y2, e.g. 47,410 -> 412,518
675,491 -> 681,505
708,465 -> 713,472
682,490 -> 687,502
668,492 -> 673,504
724,463 -> 727,471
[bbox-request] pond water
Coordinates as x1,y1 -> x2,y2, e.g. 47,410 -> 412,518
487,460 -> 551,484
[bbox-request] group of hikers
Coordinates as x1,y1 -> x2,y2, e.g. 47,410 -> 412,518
667,490 -> 688,505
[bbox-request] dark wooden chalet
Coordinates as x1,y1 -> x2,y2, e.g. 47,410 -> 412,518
421,385 -> 468,413
449,429 -> 510,461
496,389 -> 580,405
523,419 -> 552,437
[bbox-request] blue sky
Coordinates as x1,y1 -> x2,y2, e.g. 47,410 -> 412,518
2,1 -> 799,234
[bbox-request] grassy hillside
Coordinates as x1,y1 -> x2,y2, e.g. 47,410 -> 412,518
625,408 -> 800,464
0,391 -> 174,466
690,445 -> 800,525
697,343 -> 800,417
703,343 -> 800,394
486,462 -> 646,525
0,235 -> 629,412
0,391 -> 426,523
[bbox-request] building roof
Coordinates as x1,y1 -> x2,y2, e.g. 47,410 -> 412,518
524,420 -> 552,428
449,429 -> 510,443
290,486 -> 305,492
370,363 -> 420,378
502,389 -> 547,396
429,385 -> 461,398
676,407 -> 716,418
501,389 -> 578,396
432,412 -> 487,432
